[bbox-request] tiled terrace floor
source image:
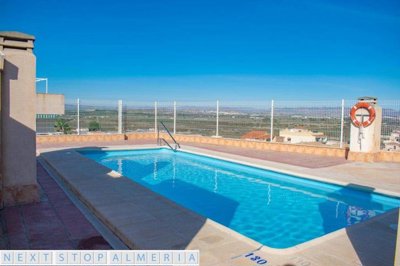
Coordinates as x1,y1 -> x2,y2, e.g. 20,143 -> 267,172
0,139 -> 353,251
37,138 -> 400,194
3,138 -> 393,265
39,146 -> 400,266
36,139 -> 154,150
0,162 -> 112,250
183,142 -> 349,168
37,138 -> 348,168
182,145 -> 400,194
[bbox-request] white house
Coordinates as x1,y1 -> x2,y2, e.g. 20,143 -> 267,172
279,128 -> 326,144
384,130 -> 400,151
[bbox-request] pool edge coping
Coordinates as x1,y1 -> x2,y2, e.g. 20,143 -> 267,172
69,145 -> 400,254
40,149 -> 269,260
76,145 -> 400,199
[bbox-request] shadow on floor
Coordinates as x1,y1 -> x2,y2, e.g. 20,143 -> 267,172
345,207 -> 398,266
0,161 -> 113,250
40,147 -> 241,249
319,183 -> 399,266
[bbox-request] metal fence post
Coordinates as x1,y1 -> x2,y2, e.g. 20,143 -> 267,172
77,98 -> 80,135
270,100 -> 274,142
340,99 -> 345,148
155,101 -> 158,135
216,100 -> 219,137
118,100 -> 123,134
173,101 -> 177,134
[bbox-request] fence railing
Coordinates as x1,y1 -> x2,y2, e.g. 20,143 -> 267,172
36,99 -> 400,151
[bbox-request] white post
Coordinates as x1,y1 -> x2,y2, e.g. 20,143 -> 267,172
173,101 -> 177,134
216,100 -> 219,137
77,98 -> 80,135
270,100 -> 274,142
44,78 -> 48,93
155,101 -> 158,134
340,99 -> 345,148
118,100 -> 123,134
35,78 -> 49,93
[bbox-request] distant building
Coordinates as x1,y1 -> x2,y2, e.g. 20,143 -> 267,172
384,130 -> 400,151
241,130 -> 271,141
279,128 -> 326,144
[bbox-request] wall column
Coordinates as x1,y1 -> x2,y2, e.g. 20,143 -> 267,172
0,31 -> 39,206
349,97 -> 382,153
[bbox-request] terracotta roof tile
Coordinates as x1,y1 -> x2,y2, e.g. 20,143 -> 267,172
241,130 -> 270,140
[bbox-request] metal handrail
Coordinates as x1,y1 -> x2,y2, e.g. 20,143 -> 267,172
159,121 -> 180,149
160,138 -> 175,150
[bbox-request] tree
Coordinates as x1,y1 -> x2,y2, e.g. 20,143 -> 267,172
54,118 -> 71,134
89,120 -> 100,132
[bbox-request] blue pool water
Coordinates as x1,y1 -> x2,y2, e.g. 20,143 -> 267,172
80,148 -> 400,248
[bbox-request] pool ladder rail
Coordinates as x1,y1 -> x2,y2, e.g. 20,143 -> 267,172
157,121 -> 181,151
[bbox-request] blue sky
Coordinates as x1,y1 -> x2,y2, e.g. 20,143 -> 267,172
1,0 -> 399,101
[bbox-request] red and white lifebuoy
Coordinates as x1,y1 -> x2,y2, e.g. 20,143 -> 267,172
350,102 -> 376,128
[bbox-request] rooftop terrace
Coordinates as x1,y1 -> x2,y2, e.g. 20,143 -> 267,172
14,137 -> 396,265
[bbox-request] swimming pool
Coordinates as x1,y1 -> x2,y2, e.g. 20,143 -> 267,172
80,148 -> 400,248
